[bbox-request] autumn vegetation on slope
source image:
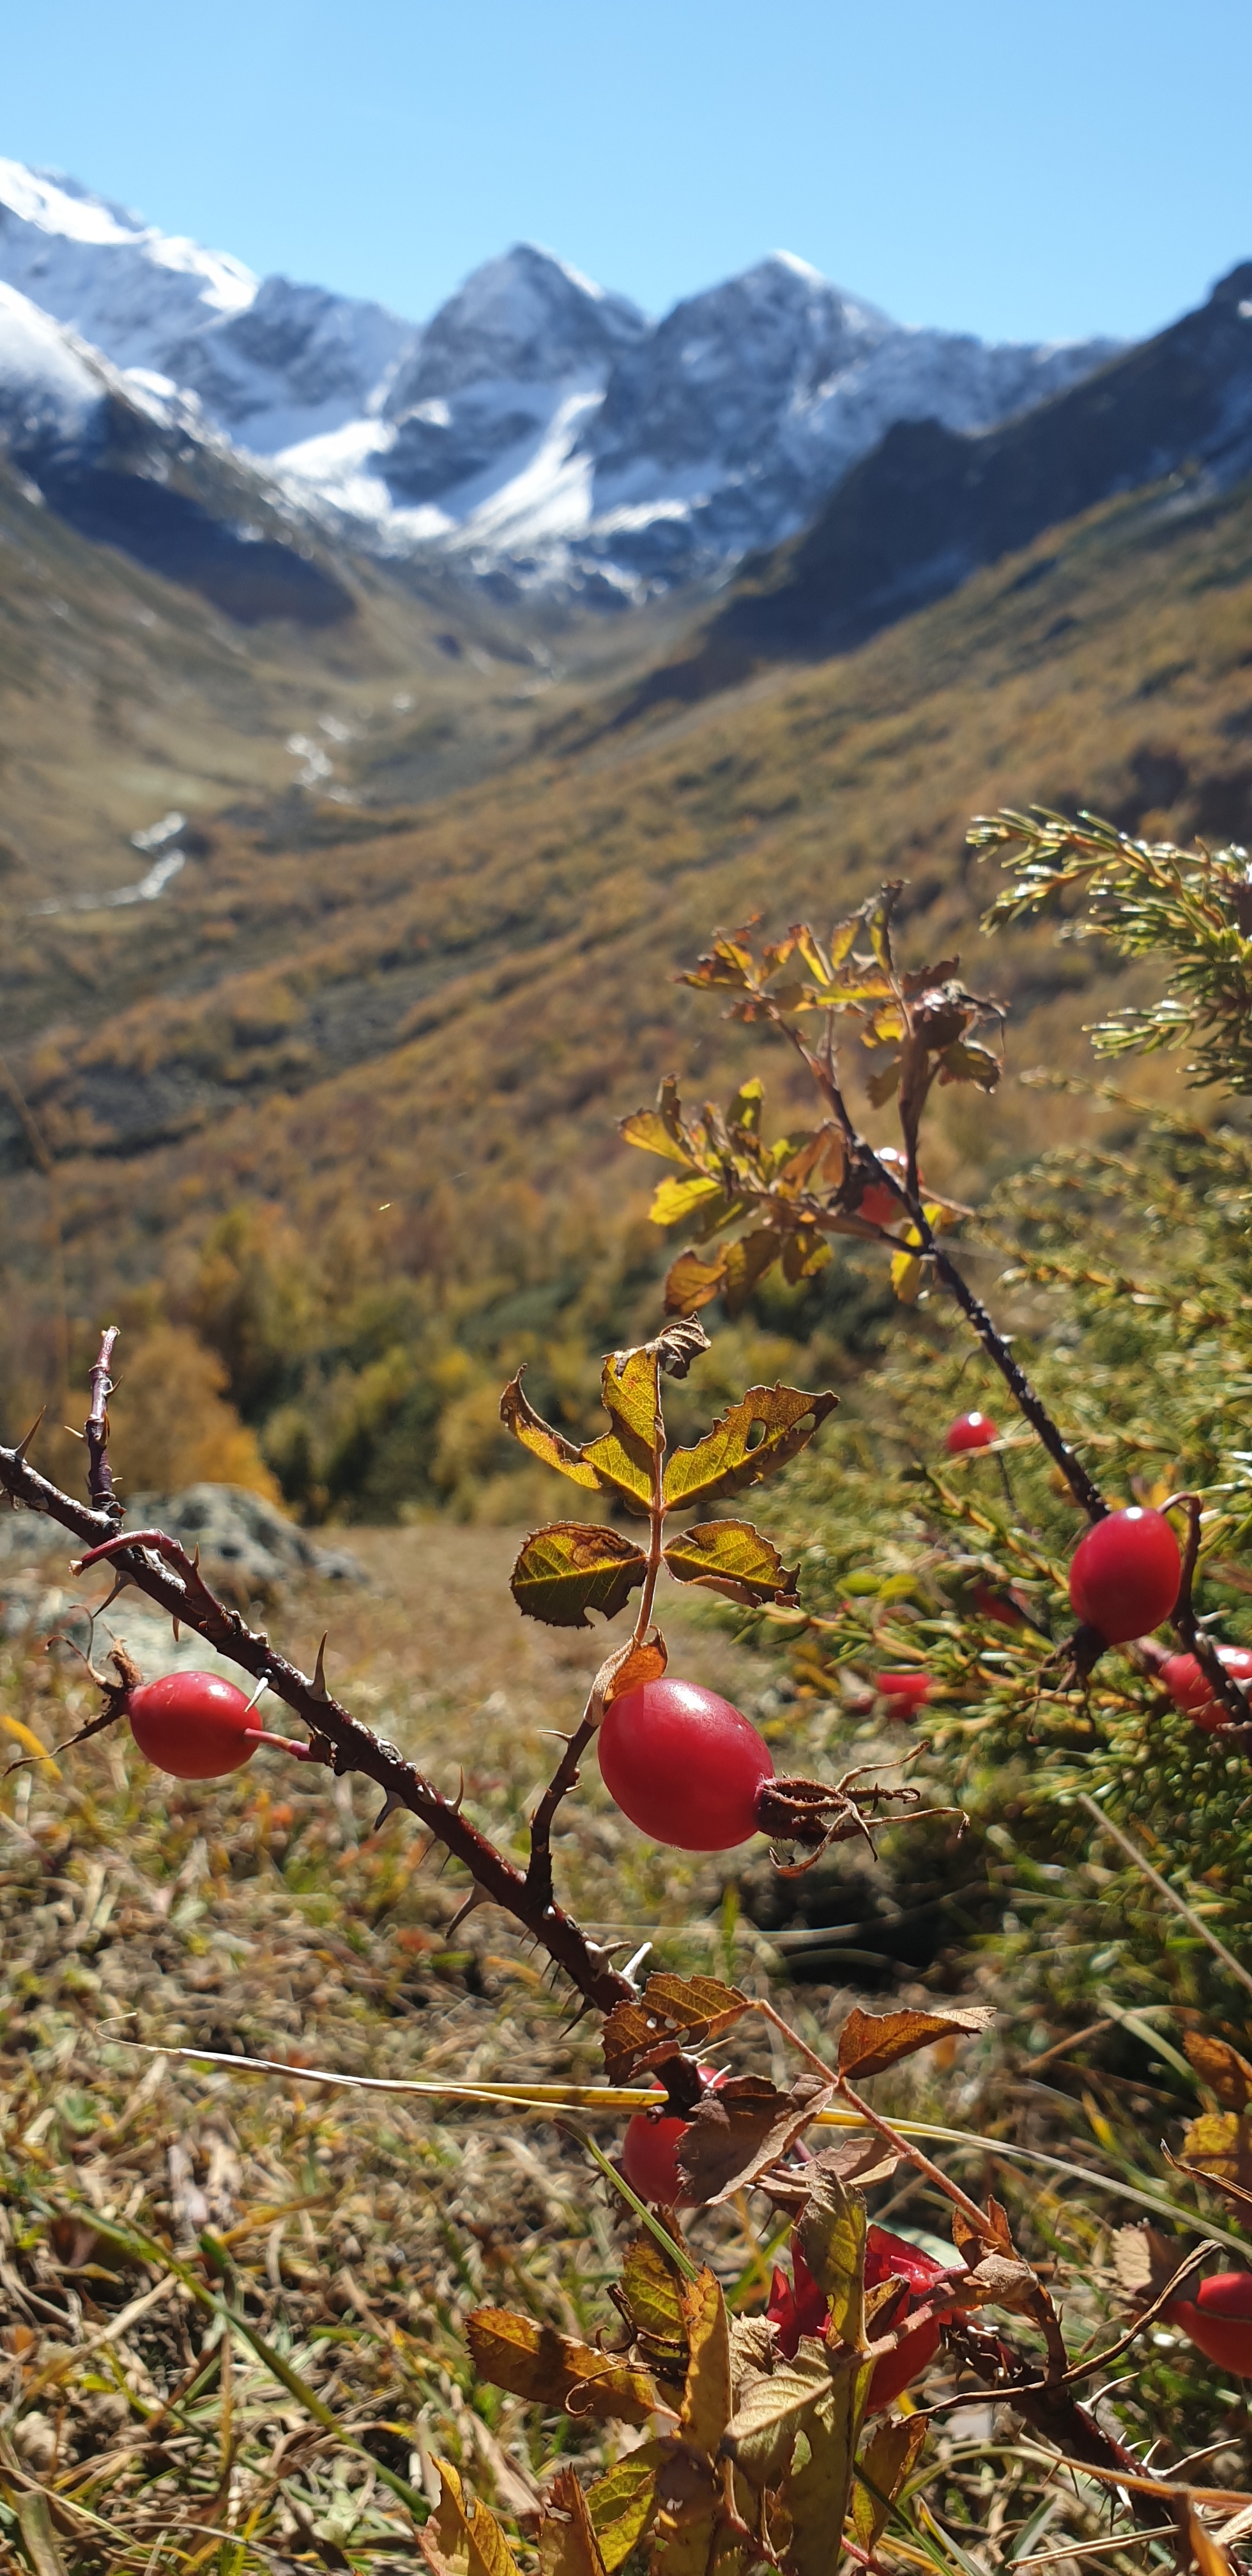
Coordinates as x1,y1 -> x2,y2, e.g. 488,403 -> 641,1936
6,471 -> 1252,1519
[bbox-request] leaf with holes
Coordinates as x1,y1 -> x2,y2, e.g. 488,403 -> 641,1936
500,1371 -> 603,1489
663,1519 -> 800,1609
510,1524 -> 647,1628
586,2448 -> 668,2572
722,2344 -> 834,2490
796,2165 -> 866,2356
662,1384 -> 837,1510
851,2416 -> 927,2554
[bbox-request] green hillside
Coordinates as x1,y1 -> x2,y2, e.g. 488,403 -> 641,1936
5,468 -> 1252,1514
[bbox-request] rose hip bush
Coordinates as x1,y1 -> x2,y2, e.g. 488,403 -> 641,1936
9,809 -> 1252,2567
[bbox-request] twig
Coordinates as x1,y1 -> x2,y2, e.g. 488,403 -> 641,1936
84,1326 -> 123,1525
1077,1792 -> 1252,2004
0,1430 -> 633,2015
1164,1493 -> 1252,1729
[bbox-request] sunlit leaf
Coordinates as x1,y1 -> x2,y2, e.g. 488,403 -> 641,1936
726,1077 -> 765,1134
796,2165 -> 865,2355
722,2344 -> 833,2490
620,1075 -> 700,1168
618,2232 -> 688,2342
585,2448 -> 666,2572
510,1523 -> 647,1627
837,2004 -> 994,2082
890,1248 -> 924,1303
1180,2108 -> 1252,2186
601,1346 -> 660,1449
662,1519 -> 800,1607
500,1370 -> 602,1489
650,1172 -> 726,1228
599,1630 -> 668,1707
466,2310 -> 658,2425
679,2267 -> 731,2456
662,1384 -> 838,1510
601,1974 -> 749,2083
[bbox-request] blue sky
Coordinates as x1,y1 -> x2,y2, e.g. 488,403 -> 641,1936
6,0 -> 1251,343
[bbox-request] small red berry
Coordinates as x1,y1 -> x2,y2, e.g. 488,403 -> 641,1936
945,1411 -> 998,1453
1165,2272 -> 1252,2374
1159,1645 -> 1252,1732
971,1580 -> 1027,1629
127,1671 -> 258,1781
597,1679 -> 774,1850
859,1147 -> 919,1229
1069,1507 -> 1181,1644
876,1671 -> 933,1719
620,2066 -> 722,2207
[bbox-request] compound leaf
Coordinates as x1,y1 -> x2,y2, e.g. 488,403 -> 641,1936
663,1519 -> 800,1608
510,1523 -> 646,1627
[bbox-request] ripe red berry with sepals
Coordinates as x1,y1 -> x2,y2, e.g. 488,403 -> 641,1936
127,1671 -> 259,1780
876,1671 -> 933,1721
859,1147 -> 920,1229
767,2225 -> 952,2411
597,1678 -> 774,1851
1159,1645 -> 1252,1733
945,1411 -> 998,1453
1164,2272 -> 1252,2374
1068,1506 -> 1181,1646
620,2066 -> 725,2207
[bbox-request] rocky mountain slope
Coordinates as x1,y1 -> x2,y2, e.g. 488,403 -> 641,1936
0,158 -> 1117,599
650,258 -> 1252,686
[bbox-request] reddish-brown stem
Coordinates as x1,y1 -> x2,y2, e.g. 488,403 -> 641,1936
1,1450 -> 633,2014
1165,1493 -> 1252,1729
525,1710 -> 596,1913
632,1350 -> 666,1647
85,1326 -> 123,1525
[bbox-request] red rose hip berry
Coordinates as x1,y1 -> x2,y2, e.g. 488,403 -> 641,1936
1165,2271 -> 1252,2374
620,2066 -> 723,2207
1068,1506 -> 1181,1644
945,1411 -> 998,1453
597,1678 -> 773,1850
1160,1644 -> 1252,1732
126,1671 -> 259,1780
876,1670 -> 933,1720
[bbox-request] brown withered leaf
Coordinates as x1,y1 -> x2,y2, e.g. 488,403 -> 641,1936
662,1248 -> 728,1315
500,1370 -> 602,1489
466,2309 -> 658,2426
677,2073 -> 833,2205
837,2004 -> 994,2083
679,2268 -> 731,2458
1180,2110 -> 1252,2188
938,1038 -> 1001,1091
510,1523 -> 646,1629
584,2448 -> 667,2573
539,2469 -> 609,2576
950,2195 -> 1016,2266
601,1973 -> 749,2083
662,1519 -> 800,1609
1166,2147 -> 1252,2228
650,1315 -> 712,1378
851,2417 -> 926,2555
425,2460 -> 523,2576
1185,2032 -> 1252,2109
662,1384 -> 837,1510
761,2131 -> 903,2208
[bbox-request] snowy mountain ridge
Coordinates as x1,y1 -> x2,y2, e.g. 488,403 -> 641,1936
0,157 -> 1122,600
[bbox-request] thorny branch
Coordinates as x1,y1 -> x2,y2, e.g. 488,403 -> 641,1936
85,1322 -> 122,1525
0,1332 -> 634,2015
